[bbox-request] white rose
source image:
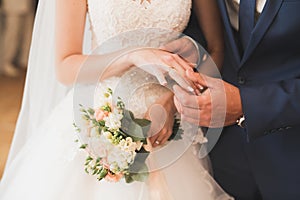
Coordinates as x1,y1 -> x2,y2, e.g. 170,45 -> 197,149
103,131 -> 113,139
104,111 -> 122,131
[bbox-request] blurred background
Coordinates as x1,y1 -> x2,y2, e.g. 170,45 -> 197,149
0,0 -> 38,179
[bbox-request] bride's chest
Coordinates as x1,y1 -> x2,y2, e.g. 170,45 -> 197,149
87,0 -> 191,31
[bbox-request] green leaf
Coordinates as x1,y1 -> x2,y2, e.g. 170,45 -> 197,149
96,157 -> 101,163
126,162 -> 149,183
82,114 -> 90,121
101,105 -> 111,112
130,171 -> 149,182
98,120 -> 105,127
92,169 -> 99,175
107,88 -> 113,95
120,110 -> 151,142
117,97 -> 125,109
125,147 -> 149,183
80,144 -> 88,149
86,156 -> 93,161
73,123 -> 81,133
99,168 -> 108,179
168,118 -> 183,141
87,108 -> 95,115
124,174 -> 134,183
133,118 -> 151,127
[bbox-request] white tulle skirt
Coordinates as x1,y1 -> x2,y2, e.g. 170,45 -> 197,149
0,80 -> 233,200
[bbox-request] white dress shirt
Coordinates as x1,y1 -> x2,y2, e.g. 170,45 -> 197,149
226,0 -> 267,30
2,0 -> 33,14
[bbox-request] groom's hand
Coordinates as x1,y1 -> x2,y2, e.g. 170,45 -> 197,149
173,68 -> 243,127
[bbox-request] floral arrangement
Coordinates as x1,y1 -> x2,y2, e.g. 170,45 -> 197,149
73,87 -> 151,183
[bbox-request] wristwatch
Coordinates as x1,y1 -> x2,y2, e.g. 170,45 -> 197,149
236,115 -> 246,128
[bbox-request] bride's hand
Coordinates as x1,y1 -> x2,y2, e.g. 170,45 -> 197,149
160,36 -> 199,65
127,48 -> 195,91
145,91 -> 177,148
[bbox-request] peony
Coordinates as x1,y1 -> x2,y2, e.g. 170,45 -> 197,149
106,147 -> 135,170
105,171 -> 123,182
94,109 -> 109,121
89,137 -> 108,158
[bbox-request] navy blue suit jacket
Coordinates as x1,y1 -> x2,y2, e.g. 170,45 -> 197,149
218,0 -> 300,140
184,1 -> 300,198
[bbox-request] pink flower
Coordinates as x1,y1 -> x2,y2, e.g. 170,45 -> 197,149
94,109 -> 109,121
105,171 -> 123,182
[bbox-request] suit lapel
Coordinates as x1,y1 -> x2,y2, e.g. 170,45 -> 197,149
217,0 -> 241,68
240,0 -> 283,66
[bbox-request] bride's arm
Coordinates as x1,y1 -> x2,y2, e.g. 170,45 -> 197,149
55,0 -> 193,86
193,0 -> 224,69
55,0 -> 133,85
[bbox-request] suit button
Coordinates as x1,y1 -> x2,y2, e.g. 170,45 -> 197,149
278,127 -> 284,131
270,129 -> 277,133
238,76 -> 246,84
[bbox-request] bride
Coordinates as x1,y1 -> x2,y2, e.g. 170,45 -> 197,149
0,0 -> 231,199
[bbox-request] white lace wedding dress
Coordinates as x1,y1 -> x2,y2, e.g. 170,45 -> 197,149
0,0 -> 232,199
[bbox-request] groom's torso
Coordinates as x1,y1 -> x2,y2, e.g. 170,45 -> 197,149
219,0 -> 300,139
220,0 -> 300,87
217,0 -> 300,199
185,1 -> 300,199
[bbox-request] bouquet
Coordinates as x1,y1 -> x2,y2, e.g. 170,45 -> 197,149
74,87 -> 151,183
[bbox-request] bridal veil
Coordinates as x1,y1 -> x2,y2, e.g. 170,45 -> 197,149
2,0 -> 91,174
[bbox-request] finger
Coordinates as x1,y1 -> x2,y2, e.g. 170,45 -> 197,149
173,85 -> 200,108
149,134 -> 160,147
161,52 -> 190,73
159,130 -> 172,146
188,62 -> 197,68
164,57 -> 198,92
152,129 -> 167,147
153,68 -> 168,86
170,60 -> 186,77
169,69 -> 195,93
186,68 -> 209,88
147,104 -> 167,137
174,54 -> 194,71
173,96 -> 182,113
171,57 -> 199,89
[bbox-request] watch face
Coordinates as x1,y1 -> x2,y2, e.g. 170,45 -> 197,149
237,115 -> 245,128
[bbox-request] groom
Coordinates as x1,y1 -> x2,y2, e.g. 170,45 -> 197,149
179,0 -> 300,199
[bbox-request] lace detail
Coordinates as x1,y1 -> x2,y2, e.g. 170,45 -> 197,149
87,0 -> 191,48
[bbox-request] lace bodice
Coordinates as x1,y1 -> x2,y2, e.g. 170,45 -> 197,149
87,0 -> 192,116
87,0 -> 192,48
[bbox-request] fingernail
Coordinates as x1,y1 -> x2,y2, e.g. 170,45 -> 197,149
188,62 -> 197,67
197,84 -> 204,90
161,81 -> 167,86
187,86 -> 194,92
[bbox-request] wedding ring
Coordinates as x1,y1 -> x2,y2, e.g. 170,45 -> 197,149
155,140 -> 160,145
